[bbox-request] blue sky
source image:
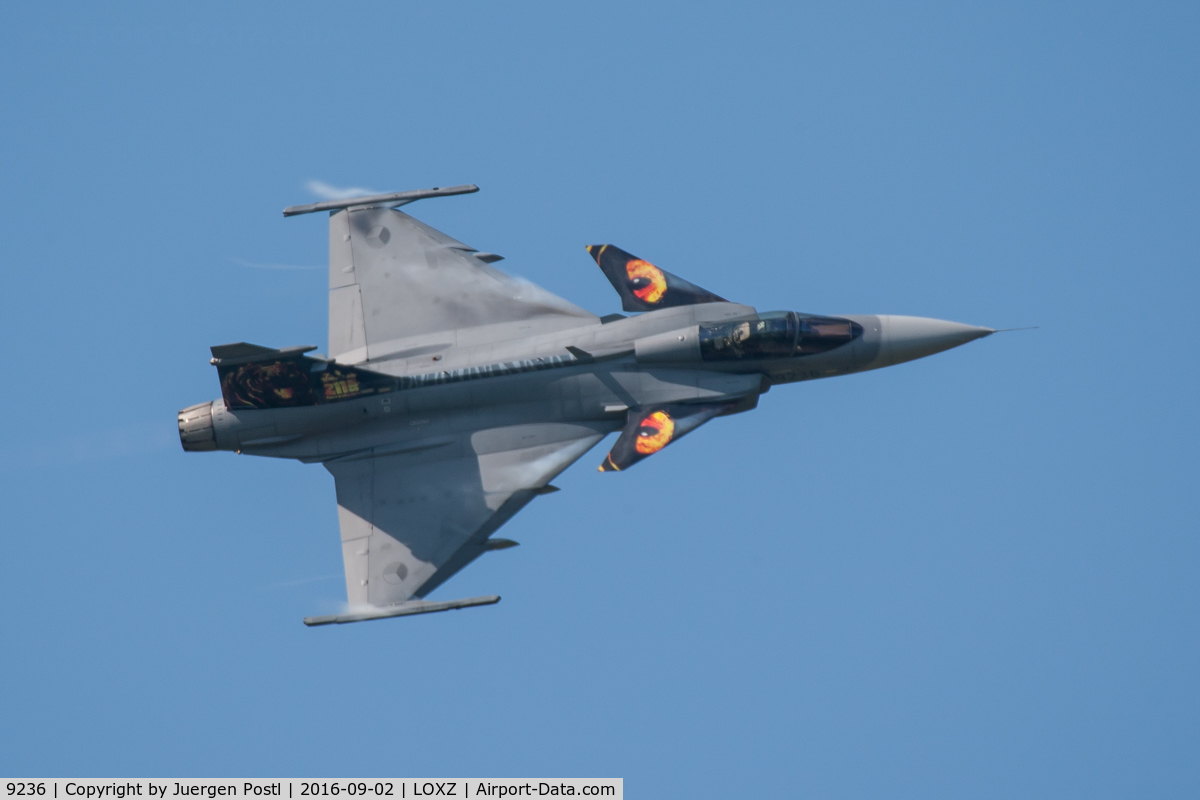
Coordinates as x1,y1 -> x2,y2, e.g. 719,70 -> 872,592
1,1 -> 1197,796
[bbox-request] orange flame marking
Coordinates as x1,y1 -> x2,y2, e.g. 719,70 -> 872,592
625,259 -> 668,304
635,411 -> 676,455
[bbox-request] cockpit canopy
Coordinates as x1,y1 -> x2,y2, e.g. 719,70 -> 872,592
699,311 -> 862,361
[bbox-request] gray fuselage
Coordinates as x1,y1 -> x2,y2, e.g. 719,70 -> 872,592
179,303 -> 989,464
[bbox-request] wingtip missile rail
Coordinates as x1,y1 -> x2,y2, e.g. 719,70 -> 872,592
283,184 -> 479,217
303,595 -> 501,626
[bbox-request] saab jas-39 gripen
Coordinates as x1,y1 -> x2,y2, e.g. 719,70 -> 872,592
178,184 -> 994,626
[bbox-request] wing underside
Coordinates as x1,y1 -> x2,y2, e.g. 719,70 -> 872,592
329,206 -> 597,365
324,422 -> 615,609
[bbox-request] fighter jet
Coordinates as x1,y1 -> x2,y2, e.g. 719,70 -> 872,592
178,184 -> 993,626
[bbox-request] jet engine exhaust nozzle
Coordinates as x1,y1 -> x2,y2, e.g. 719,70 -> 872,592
178,401 -> 218,452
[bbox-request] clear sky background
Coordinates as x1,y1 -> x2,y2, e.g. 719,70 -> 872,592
1,2 -> 1197,796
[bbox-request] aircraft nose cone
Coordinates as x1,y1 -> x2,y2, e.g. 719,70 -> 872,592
876,315 -> 993,367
